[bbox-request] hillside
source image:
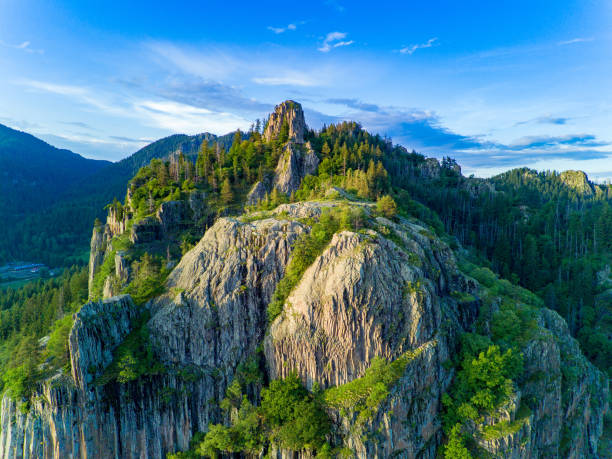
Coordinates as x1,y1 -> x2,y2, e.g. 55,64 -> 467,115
0,130 -> 239,267
0,100 -> 608,458
0,123 -> 110,219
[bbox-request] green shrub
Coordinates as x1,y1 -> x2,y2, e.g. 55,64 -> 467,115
444,424 -> 473,458
95,313 -> 165,385
261,374 -> 330,451
1,336 -> 41,400
376,195 -> 398,219
45,315 -> 74,370
123,252 -> 169,305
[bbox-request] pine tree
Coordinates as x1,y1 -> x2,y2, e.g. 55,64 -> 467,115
321,142 -> 331,160
221,178 -> 233,205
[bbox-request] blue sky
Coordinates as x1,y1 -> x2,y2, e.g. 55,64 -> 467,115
0,0 -> 611,178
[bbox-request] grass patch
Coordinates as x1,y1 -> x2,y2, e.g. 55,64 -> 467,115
90,248 -> 117,299
324,346 -> 425,423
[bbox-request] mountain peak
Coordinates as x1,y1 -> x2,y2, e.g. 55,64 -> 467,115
263,100 -> 306,144
560,170 -> 594,195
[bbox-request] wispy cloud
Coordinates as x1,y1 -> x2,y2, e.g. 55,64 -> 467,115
147,41 -> 336,89
134,100 -> 251,134
16,79 -> 129,116
507,134 -> 605,150
16,77 -> 252,136
515,115 -> 570,126
60,120 -> 97,130
399,38 -> 438,55
327,98 -> 380,112
267,23 -> 297,34
558,37 -> 594,46
124,75 -> 271,112
318,32 -> 354,52
109,135 -> 154,143
252,74 -> 318,87
0,40 -> 44,54
536,115 -> 569,125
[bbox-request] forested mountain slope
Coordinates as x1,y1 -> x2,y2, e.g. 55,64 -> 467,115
0,101 -> 608,458
0,130 -> 238,267
0,123 -> 110,219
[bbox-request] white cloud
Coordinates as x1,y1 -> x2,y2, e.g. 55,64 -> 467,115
267,23 -> 297,34
252,73 -> 317,87
147,42 -> 241,81
0,40 -> 44,54
18,80 -> 87,97
146,41 -> 338,89
399,38 -> 438,55
318,32 -> 354,52
134,100 -> 251,134
558,37 -> 594,46
16,78 -> 252,136
16,79 -> 129,116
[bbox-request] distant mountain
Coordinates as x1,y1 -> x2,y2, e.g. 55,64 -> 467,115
0,128 -> 240,267
0,123 -> 110,218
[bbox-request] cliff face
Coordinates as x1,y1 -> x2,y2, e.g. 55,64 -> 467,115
272,143 -> 319,195
149,216 -> 307,369
2,201 -> 608,458
265,218 -> 473,389
263,100 -> 306,144
264,212 -> 479,457
88,189 -> 210,299
1,213 -> 308,459
472,306 -> 608,459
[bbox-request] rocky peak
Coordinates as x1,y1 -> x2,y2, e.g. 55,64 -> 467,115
560,170 -> 594,195
263,100 -> 306,144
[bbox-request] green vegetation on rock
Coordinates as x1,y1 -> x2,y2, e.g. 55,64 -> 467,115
181,373 -> 332,458
324,346 -> 425,424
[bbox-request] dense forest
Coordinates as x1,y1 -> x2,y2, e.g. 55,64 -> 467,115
0,267 -> 88,400
391,163 -> 612,377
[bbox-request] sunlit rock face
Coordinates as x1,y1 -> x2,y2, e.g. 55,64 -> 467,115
263,100 -> 306,144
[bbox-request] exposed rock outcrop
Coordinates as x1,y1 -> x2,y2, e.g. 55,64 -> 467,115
273,143 -> 319,194
0,296 -> 141,459
265,221 -> 471,389
149,216 -> 307,369
418,157 -> 442,179
265,217 -> 479,457
3,201 -> 608,459
88,223 -> 110,297
264,100 -> 306,144
88,189 -> 209,299
560,170 -> 594,195
246,179 -> 271,206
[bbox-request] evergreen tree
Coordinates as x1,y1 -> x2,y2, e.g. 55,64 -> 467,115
221,178 -> 233,205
